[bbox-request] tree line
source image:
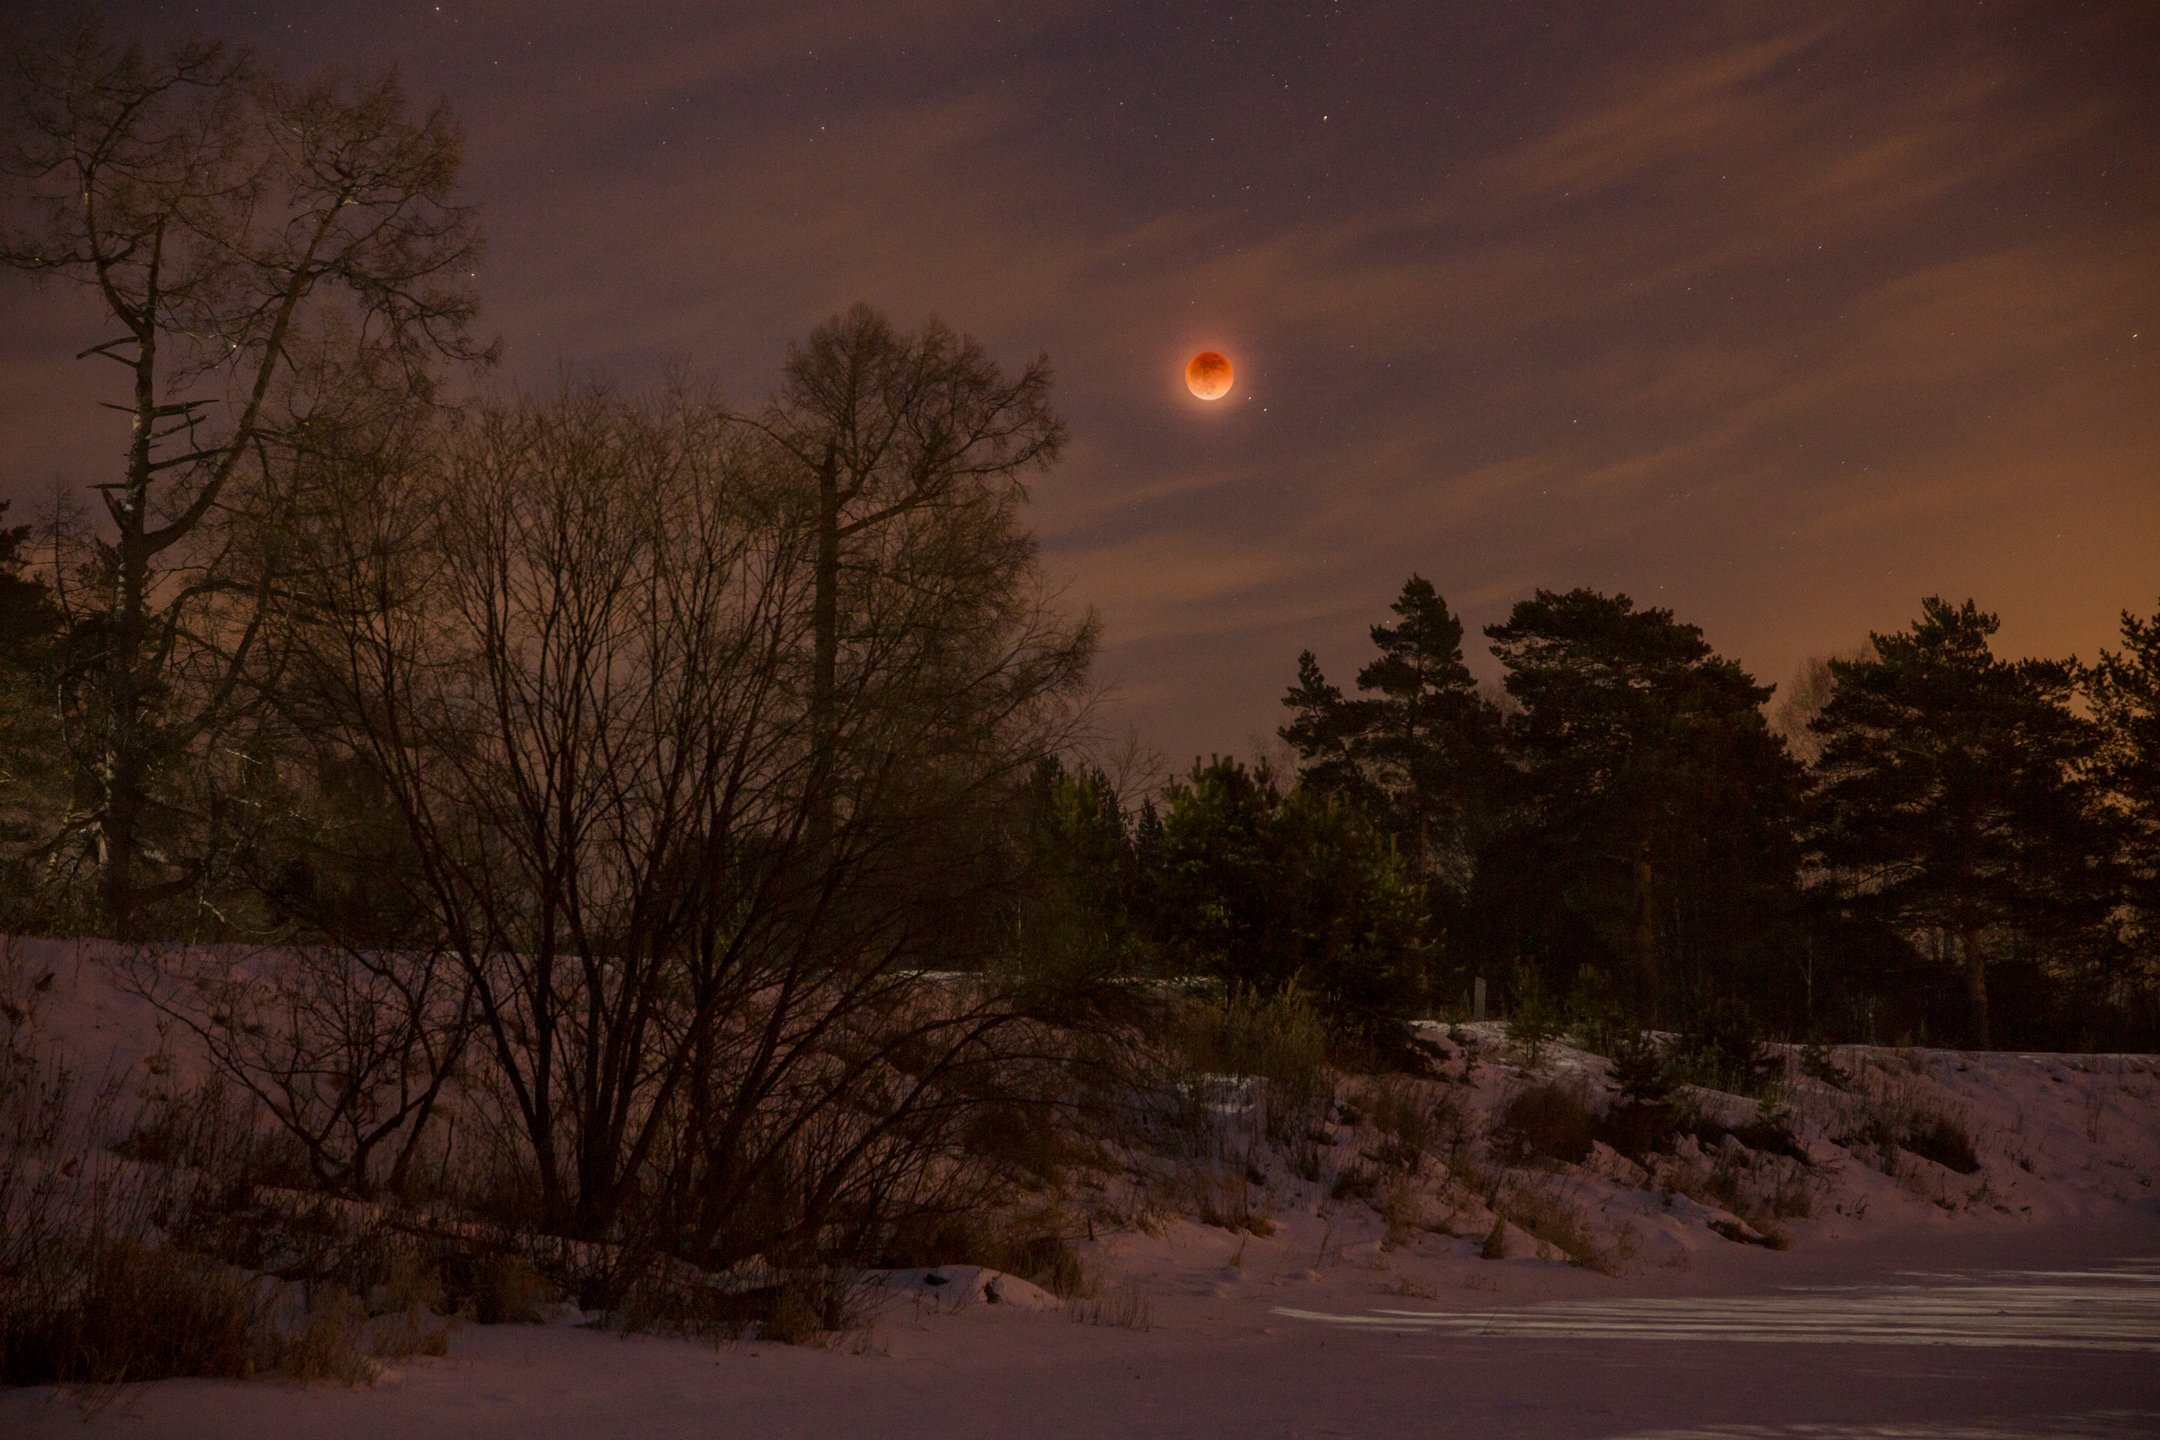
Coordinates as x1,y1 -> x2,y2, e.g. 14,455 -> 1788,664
1020,579 -> 2159,1052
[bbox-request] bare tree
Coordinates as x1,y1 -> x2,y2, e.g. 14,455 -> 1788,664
755,304 -> 1067,848
0,18 -> 490,932
1769,646 -> 1873,766
123,937 -> 472,1198
282,375 -> 1090,1285
102,391 -> 486,1200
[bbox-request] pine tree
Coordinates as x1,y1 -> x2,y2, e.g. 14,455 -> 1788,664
1016,756 -> 1152,989
1149,755 -> 1431,1026
1279,576 -> 1501,888
0,504 -> 59,660
2091,603 -> 2160,875
1154,756 -> 1283,985
1352,576 -> 1502,889
0,505 -> 67,901
1485,588 -> 1804,1021
2085,601 -> 2160,993
1281,650 -> 1364,801
1809,597 -> 2115,1048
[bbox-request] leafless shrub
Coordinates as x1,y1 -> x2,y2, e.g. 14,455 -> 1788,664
0,1061 -> 409,1387
267,336 -> 1091,1303
8,300 -> 1104,1345
120,942 -> 471,1199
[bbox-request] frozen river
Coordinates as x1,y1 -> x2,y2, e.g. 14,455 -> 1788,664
1266,1256 -> 2160,1438
1276,1258 -> 2160,1353
7,1238 -> 2157,1439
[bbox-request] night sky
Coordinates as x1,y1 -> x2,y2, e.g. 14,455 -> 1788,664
6,1 -> 2157,770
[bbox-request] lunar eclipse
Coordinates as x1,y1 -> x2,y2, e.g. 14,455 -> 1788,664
1185,351 -> 1232,400
1,2 -> 2155,785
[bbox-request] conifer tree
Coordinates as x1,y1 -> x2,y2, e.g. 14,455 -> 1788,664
1279,576 -> 1500,888
1281,650 -> 1364,801
0,504 -> 67,884
1352,576 -> 1502,888
2091,603 -> 2160,858
1152,755 -> 1430,1027
1809,597 -> 2115,1048
2085,601 -> 2160,983
1015,756 -> 1153,990
1485,588 -> 1804,1019
0,504 -> 59,660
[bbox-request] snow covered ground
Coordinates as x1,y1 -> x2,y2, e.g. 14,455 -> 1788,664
3,938 -> 2157,1437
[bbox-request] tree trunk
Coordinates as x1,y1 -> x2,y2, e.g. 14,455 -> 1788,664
809,448 -> 840,854
1630,838 -> 1658,1018
98,745 -> 145,937
100,343 -> 159,939
1961,928 -> 1990,1050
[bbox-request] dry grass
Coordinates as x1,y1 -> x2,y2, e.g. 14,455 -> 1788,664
1,1236 -> 267,1386
1376,1174 -> 1428,1248
1329,1163 -> 1380,1204
0,1008 -> 453,1388
1190,1161 -> 1274,1235
1495,1081 -> 1597,1166
1652,1145 -> 1804,1250
1492,1182 -> 1620,1273
881,1203 -> 1089,1298
1173,986 -> 1332,1144
1829,1069 -> 1983,1177
1068,1281 -> 1151,1330
1343,1075 -> 1446,1174
760,1271 -> 865,1345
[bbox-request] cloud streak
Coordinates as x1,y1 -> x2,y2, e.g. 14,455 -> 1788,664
4,0 -> 2154,767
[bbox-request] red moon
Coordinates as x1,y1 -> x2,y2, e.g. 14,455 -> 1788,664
1185,350 -> 1233,400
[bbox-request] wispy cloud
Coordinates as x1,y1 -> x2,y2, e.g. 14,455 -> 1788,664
5,0 -> 2153,765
